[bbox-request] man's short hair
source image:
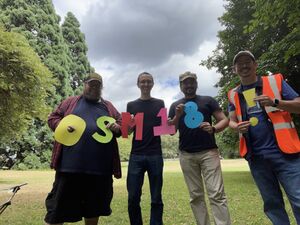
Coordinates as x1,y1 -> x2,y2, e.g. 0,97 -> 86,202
137,72 -> 153,84
179,71 -> 197,82
233,51 -> 256,65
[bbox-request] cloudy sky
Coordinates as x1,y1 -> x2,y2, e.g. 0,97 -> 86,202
52,0 -> 225,112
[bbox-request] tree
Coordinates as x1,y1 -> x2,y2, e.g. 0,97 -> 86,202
0,28 -> 55,167
0,0 -> 74,168
161,134 -> 179,159
200,0 -> 256,156
247,0 -> 300,94
62,12 -> 92,94
0,27 -> 54,139
201,0 -> 256,102
247,0 -> 300,132
0,0 -> 73,102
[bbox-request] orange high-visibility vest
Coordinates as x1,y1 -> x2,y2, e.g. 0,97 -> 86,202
228,73 -> 300,157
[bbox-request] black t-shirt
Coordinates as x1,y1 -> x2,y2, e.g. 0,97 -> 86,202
127,98 -> 165,155
168,95 -> 220,152
59,97 -> 114,175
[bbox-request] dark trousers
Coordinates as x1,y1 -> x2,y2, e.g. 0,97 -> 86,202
127,154 -> 164,225
248,154 -> 300,225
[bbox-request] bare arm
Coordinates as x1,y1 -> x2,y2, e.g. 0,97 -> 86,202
200,110 -> 228,134
213,110 -> 229,132
254,96 -> 300,114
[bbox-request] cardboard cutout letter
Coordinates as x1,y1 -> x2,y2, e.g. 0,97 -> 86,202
184,102 -> 204,128
153,108 -> 176,135
54,114 -> 86,146
121,112 -> 144,140
243,88 -> 256,107
92,116 -> 116,143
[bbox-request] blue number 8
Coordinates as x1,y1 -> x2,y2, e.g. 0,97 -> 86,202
184,102 -> 203,128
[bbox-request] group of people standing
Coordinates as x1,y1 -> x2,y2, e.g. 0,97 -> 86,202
44,50 -> 300,225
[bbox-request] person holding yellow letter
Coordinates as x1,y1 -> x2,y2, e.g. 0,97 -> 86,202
228,50 -> 300,225
44,73 -> 122,225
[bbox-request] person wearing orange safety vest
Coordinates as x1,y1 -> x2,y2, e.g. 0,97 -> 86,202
228,50 -> 300,225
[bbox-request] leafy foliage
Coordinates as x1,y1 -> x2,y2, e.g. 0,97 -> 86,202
0,27 -> 54,142
161,134 -> 179,159
0,0 -> 74,103
0,1 -> 89,169
117,136 -> 132,161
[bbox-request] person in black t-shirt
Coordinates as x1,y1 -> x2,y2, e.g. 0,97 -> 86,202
168,71 -> 231,225
126,72 -> 164,225
44,73 -> 122,225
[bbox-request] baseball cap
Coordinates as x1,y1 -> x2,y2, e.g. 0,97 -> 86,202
84,72 -> 102,83
233,51 -> 255,65
179,71 -> 197,82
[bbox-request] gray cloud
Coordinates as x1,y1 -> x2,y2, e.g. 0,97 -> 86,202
52,0 -> 224,112
82,0 -> 223,66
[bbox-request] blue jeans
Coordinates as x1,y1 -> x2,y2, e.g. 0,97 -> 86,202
127,154 -> 164,225
248,154 -> 300,225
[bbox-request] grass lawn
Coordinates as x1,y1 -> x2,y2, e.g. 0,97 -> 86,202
0,159 -> 297,225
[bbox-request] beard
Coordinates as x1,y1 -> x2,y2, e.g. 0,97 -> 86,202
84,96 -> 100,103
184,88 -> 196,97
83,91 -> 101,103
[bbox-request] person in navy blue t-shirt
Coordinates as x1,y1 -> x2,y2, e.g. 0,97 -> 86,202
228,50 -> 300,225
45,73 -> 122,225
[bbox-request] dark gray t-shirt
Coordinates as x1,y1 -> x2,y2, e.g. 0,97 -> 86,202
169,95 -> 220,152
127,98 -> 164,155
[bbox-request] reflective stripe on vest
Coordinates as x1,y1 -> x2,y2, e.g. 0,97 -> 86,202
228,88 -> 242,122
273,121 -> 295,130
265,75 -> 282,113
268,75 -> 281,99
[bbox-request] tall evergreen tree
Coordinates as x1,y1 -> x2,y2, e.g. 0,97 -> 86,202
0,0 -> 75,168
62,12 -> 92,94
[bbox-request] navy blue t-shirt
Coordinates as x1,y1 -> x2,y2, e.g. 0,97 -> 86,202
59,97 -> 114,175
127,98 -> 164,155
169,95 -> 220,152
228,78 -> 299,157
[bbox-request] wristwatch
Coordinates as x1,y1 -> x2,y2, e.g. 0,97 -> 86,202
273,98 -> 280,107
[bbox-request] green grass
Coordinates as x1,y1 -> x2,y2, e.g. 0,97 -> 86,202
0,159 -> 297,225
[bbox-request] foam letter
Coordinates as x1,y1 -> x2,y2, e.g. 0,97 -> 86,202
54,114 -> 86,146
121,112 -> 144,140
153,108 -> 176,135
92,116 -> 116,143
